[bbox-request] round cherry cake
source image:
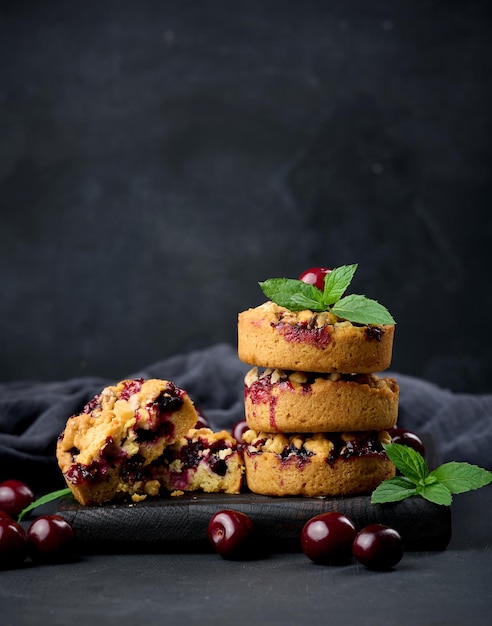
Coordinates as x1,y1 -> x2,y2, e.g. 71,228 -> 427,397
238,301 -> 394,374
244,367 -> 399,433
242,429 -> 395,497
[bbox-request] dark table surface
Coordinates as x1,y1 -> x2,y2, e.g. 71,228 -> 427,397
2,484 -> 491,626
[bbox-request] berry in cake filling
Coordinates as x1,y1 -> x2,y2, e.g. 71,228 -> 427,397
133,420 -> 175,443
162,435 -> 236,490
64,437 -> 131,485
132,386 -> 185,444
244,431 -> 390,466
365,326 -> 383,341
119,454 -> 150,485
172,437 -> 231,477
274,321 -> 333,348
65,459 -> 109,485
331,432 -> 387,460
119,378 -> 145,400
82,393 -> 103,414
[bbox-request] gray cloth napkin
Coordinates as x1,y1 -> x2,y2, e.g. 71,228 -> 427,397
1,342 -> 490,492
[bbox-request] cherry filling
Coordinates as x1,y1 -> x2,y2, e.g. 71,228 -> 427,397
119,454 -> 149,485
119,378 -> 145,400
365,326 -> 383,341
65,437 -> 130,485
246,432 -> 387,466
82,394 -> 103,414
280,443 -> 314,468
274,318 -> 385,346
65,460 -> 110,485
151,389 -> 184,416
330,432 -> 386,460
168,438 -> 232,478
274,322 -> 332,348
135,388 -> 184,443
134,420 -> 175,443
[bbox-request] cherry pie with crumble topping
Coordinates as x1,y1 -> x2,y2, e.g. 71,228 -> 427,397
56,378 -> 199,505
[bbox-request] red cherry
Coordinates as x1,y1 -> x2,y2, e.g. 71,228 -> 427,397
207,509 -> 254,559
388,428 -> 426,457
298,267 -> 332,291
301,512 -> 357,565
0,518 -> 28,568
352,524 -> 403,570
0,479 -> 35,517
231,419 -> 249,442
194,407 -> 210,429
27,515 -> 75,563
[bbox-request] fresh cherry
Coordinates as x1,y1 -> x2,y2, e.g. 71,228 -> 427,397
388,428 -> 426,457
207,509 -> 254,559
0,510 -> 13,521
27,515 -> 76,563
298,267 -> 332,291
301,512 -> 357,565
0,479 -> 35,517
231,419 -> 249,442
352,524 -> 403,570
194,407 -> 210,429
0,518 -> 28,568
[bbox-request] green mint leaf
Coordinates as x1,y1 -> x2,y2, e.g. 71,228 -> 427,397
259,278 -> 325,312
374,445 -> 492,506
417,482 -> 453,506
290,293 -> 326,311
331,294 -> 396,325
17,487 -> 73,522
383,443 -> 429,484
322,264 -> 358,306
371,476 -> 418,504
429,462 -> 492,494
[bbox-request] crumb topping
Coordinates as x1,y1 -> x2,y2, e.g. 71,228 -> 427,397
243,429 -> 391,462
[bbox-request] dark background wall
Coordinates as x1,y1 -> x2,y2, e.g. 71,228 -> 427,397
1,0 -> 491,393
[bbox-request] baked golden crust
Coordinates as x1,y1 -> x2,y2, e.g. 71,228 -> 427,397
154,428 -> 245,495
242,429 -> 395,497
244,368 -> 399,433
56,378 -> 198,506
237,302 -> 394,373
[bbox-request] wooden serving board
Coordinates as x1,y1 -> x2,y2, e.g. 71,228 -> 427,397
57,491 -> 452,553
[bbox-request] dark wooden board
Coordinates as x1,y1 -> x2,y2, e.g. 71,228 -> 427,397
57,491 -> 452,553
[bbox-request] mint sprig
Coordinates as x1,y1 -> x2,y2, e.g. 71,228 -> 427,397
371,443 -> 492,506
259,263 -> 395,326
17,487 -> 73,522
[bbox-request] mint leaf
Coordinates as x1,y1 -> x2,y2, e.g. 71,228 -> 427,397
331,294 -> 396,325
374,442 -> 492,506
259,278 -> 325,312
383,443 -> 429,484
417,482 -> 453,506
371,476 -> 418,504
17,487 -> 73,522
429,462 -> 492,494
322,264 -> 358,306
257,264 -> 396,325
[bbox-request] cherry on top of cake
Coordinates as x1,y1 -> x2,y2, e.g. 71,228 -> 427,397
258,263 -> 395,327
